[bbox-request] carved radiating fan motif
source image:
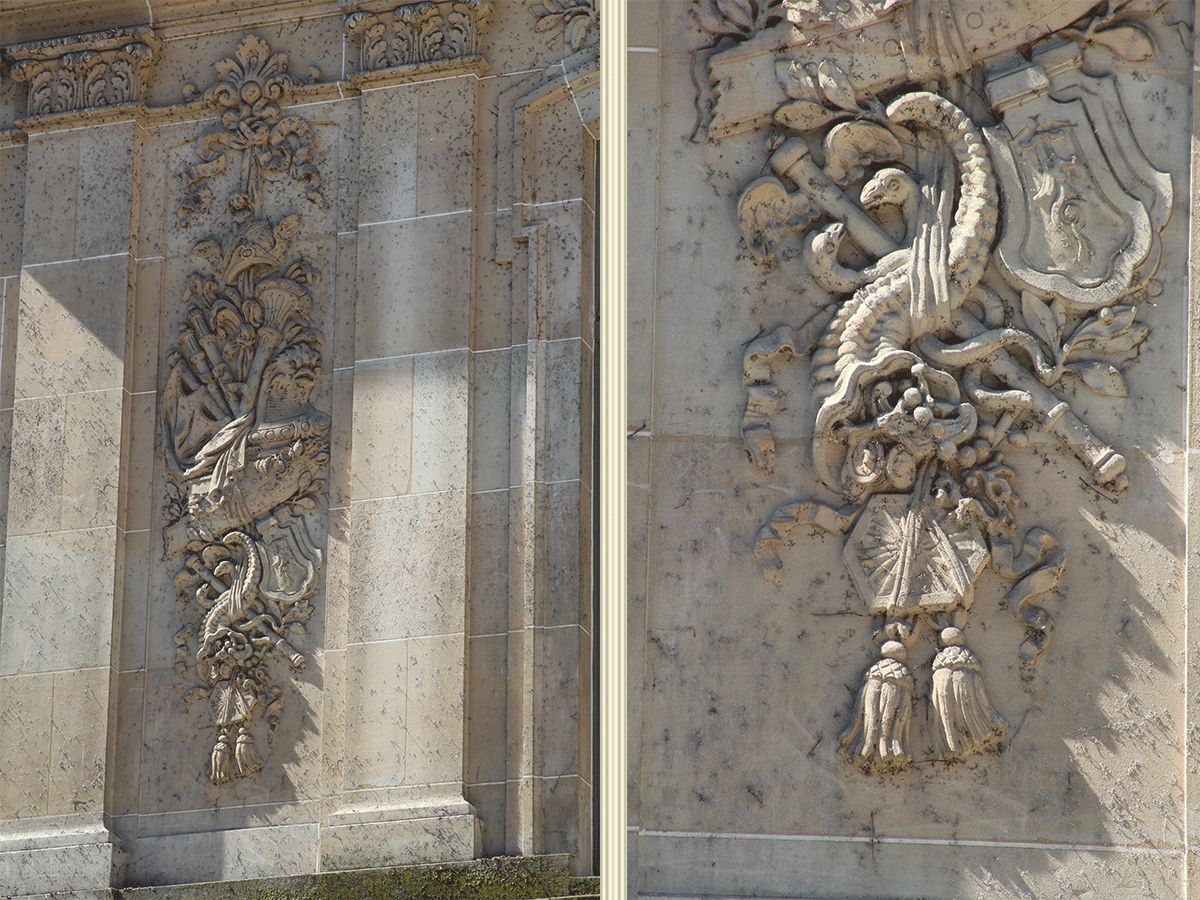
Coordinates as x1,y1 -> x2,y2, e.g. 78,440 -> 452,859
720,4 -> 1171,770
165,35 -> 328,786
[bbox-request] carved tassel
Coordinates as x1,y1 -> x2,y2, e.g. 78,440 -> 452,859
234,724 -> 263,777
209,728 -> 233,784
931,627 -> 1006,759
839,640 -> 914,769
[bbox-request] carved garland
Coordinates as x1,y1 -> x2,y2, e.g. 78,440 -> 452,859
720,3 -> 1172,771
164,35 -> 330,785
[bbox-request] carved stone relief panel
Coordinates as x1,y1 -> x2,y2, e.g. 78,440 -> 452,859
706,2 -> 1174,771
6,26 -> 160,118
162,35 -> 330,785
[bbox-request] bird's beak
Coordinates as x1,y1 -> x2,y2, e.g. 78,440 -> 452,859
860,180 -> 884,210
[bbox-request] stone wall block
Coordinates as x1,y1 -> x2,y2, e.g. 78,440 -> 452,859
129,258 -> 162,396
7,394 -> 65,536
415,74 -> 476,217
347,491 -> 466,643
406,633 -> 467,786
412,349 -> 468,494
544,337 -> 581,483
343,638 -> 408,790
466,632 -> 507,784
116,528 -> 150,673
358,87 -> 417,226
333,232 -> 358,372
61,388 -> 123,532
544,479 -> 581,627
14,255 -> 128,399
0,527 -> 118,674
349,356 -> 414,502
20,131 -> 79,266
468,348 -> 512,493
467,487 -> 510,636
76,121 -> 137,259
0,671 -> 54,819
0,147 -> 27,278
355,213 -> 471,359
47,666 -> 110,817
534,624 -> 581,779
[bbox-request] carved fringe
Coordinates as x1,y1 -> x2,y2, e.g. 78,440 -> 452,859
235,724 -> 263,777
931,644 -> 1006,759
839,652 -> 914,769
210,729 -> 233,785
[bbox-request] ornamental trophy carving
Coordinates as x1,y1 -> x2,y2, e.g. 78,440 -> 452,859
707,1 -> 1173,771
163,36 -> 329,785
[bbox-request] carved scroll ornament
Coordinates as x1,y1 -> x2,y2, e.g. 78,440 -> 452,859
165,35 -> 329,785
725,4 -> 1171,772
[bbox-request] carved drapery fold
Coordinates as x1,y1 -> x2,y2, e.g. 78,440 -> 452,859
6,27 -> 160,117
344,0 -> 489,72
164,35 -> 329,785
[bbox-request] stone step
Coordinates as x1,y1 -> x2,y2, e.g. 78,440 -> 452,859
114,854 -> 586,900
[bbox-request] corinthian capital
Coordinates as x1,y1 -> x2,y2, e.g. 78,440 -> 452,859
6,26 -> 160,118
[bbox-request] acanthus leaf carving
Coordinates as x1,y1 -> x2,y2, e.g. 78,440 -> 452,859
165,35 -> 330,786
7,29 -> 160,118
725,8 -> 1171,772
345,0 -> 488,72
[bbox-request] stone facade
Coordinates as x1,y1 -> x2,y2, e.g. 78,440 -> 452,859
0,0 -> 597,895
629,0 -> 1199,897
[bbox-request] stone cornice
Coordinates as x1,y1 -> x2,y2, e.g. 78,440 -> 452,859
5,26 -> 161,119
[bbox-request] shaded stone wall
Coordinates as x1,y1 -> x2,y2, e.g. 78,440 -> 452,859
0,0 -> 596,894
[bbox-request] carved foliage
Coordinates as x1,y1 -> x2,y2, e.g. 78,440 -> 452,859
165,36 -> 329,785
730,21 -> 1169,771
345,0 -> 487,71
9,36 -> 157,117
533,0 -> 598,52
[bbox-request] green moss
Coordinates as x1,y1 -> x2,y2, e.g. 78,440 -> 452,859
114,855 -> 592,900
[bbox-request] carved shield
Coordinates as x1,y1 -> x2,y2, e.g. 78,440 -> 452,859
984,57 -> 1166,308
257,513 -> 321,602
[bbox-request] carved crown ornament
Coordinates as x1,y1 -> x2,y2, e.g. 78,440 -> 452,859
164,35 -> 330,786
705,1 -> 1173,772
5,26 -> 160,119
343,0 -> 490,73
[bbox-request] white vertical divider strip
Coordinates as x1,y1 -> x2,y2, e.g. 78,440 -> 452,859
600,1 -> 628,897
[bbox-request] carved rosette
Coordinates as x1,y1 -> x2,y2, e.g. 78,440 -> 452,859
165,35 -> 329,785
721,3 -> 1172,771
345,0 -> 489,71
7,28 -> 160,117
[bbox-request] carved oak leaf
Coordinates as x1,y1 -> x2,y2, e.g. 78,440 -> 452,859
1068,360 -> 1128,397
816,60 -> 861,114
774,99 -> 840,133
1020,291 -> 1063,354
1062,306 -> 1149,359
1089,24 -> 1155,60
716,0 -> 756,31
